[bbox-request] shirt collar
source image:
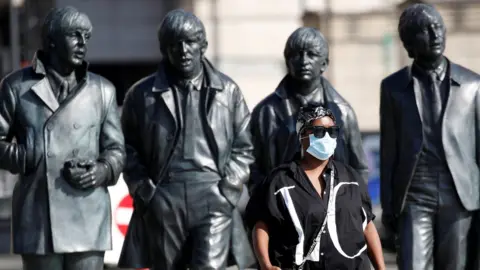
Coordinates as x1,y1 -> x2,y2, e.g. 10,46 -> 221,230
292,87 -> 324,107
177,69 -> 204,91
189,69 -> 204,90
412,57 -> 448,81
292,159 -> 336,181
46,67 -> 70,91
275,75 -> 325,104
32,50 -> 89,80
153,58 -> 224,93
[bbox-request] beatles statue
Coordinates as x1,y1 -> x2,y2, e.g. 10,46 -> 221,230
119,9 -> 255,270
0,7 -> 125,270
380,3 -> 480,269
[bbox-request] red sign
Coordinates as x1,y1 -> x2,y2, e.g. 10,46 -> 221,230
115,195 -> 133,236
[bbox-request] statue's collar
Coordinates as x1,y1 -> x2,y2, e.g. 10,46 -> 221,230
153,58 -> 224,93
31,50 -> 89,79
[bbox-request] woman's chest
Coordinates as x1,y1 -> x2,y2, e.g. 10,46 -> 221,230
291,183 -> 364,229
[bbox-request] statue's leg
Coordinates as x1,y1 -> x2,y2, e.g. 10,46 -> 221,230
433,171 -> 472,270
189,181 -> 232,270
396,203 -> 435,270
397,166 -> 444,270
147,182 -> 189,270
21,253 -> 63,270
64,251 -> 104,270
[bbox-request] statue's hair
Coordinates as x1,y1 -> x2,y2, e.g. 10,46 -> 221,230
398,3 -> 444,58
284,27 -> 329,62
42,6 -> 92,51
157,9 -> 207,56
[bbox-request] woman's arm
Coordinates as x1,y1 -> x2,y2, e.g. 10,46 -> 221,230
253,221 -> 280,270
364,221 -> 385,270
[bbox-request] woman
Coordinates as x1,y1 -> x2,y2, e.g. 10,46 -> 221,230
246,105 -> 385,270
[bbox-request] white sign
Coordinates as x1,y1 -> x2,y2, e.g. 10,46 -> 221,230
105,174 -> 132,267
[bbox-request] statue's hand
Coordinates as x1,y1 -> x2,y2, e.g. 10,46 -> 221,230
62,159 -> 89,189
74,159 -> 109,189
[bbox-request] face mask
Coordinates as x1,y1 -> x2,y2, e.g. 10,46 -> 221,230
306,133 -> 337,161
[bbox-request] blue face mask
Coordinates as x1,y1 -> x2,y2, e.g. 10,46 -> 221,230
306,133 -> 337,161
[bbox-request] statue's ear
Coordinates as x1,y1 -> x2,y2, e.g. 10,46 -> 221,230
201,40 -> 208,56
320,58 -> 329,74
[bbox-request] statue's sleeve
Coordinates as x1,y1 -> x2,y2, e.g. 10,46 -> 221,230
248,105 -> 268,194
97,81 -> 126,186
379,79 -> 397,217
219,86 -> 254,205
0,77 -> 25,174
121,87 -> 155,203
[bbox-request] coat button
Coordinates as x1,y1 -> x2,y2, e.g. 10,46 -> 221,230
47,151 -> 53,157
46,123 -> 53,131
73,123 -> 80,129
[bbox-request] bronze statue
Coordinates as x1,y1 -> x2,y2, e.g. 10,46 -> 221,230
249,27 -> 368,193
0,6 -> 125,270
118,9 -> 255,269
380,3 -> 479,269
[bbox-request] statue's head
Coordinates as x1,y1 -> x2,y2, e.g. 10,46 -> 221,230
398,3 -> 446,63
157,9 -> 207,79
284,27 -> 329,83
41,6 -> 92,68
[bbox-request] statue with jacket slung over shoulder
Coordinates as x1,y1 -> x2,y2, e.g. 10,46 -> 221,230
380,3 -> 480,270
118,9 -> 255,270
0,6 -> 126,270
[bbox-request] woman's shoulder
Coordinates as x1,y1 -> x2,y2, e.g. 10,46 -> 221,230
262,161 -> 299,188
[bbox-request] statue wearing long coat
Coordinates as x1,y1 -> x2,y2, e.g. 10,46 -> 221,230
0,52 -> 125,254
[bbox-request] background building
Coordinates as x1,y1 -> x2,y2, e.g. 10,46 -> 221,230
1,0 -> 479,131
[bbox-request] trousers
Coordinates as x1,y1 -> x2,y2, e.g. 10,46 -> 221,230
144,177 -> 233,270
21,251 -> 104,270
396,166 -> 473,270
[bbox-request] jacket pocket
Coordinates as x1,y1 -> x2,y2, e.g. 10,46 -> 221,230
209,181 -> 234,215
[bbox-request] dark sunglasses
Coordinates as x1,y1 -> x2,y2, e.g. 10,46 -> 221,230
306,126 -> 340,139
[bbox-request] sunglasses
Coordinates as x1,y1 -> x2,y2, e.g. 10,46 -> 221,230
305,126 -> 340,139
